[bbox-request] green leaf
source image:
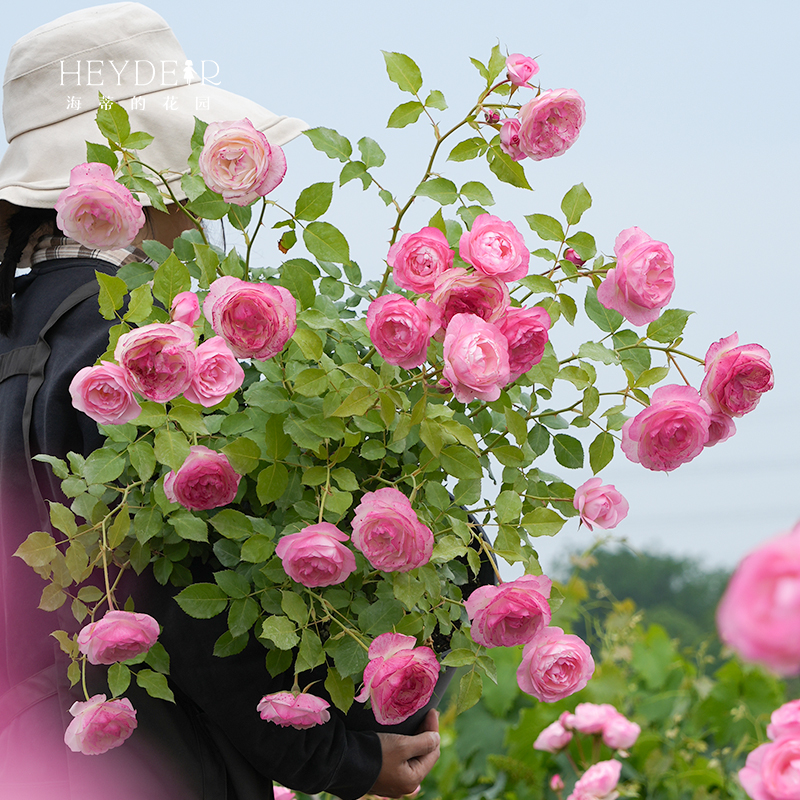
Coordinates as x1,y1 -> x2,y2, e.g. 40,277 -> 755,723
578,341 -> 619,365
122,130 -> 154,150
382,51 -> 423,94
292,328 -> 324,361
460,181 -> 494,206
209,509 -> 253,540
280,268 -> 315,310
358,598 -> 404,635
585,286 -> 624,333
185,190 -> 230,220
414,178 -> 458,206
439,446 -> 482,479
425,89 -> 448,110
470,56 -> 489,82
304,127 -> 352,162
303,221 -> 350,263
521,507 -> 566,537
295,182 -> 334,221
561,183 -> 592,225
86,141 -> 118,170
325,670 -> 355,713
33,454 -> 69,479
339,161 -> 370,189
96,271 -> 127,320
175,583 -> 228,618
486,44 -> 506,82
152,252 -> 191,307
330,386 -> 377,417
448,137 -> 486,162
256,463 -> 289,505
589,431 -> 615,474
358,137 -> 386,168
123,283 -> 153,324
488,145 -> 531,190
496,490 -> 522,523
457,669 -> 483,714
108,663 -> 131,697
170,510 -> 208,542
553,434 -> 584,469
154,429 -> 190,472
387,101 -> 424,128
646,309 -> 693,343
213,631 -> 248,657
180,173 -> 207,203
330,635 -> 369,677
119,261 -> 156,289
84,448 -> 126,484
296,629 -> 325,673
13,530 -> 57,568
228,597 -> 260,638
525,214 -> 565,243
96,96 -> 130,145
134,507 -> 163,544
136,669 -> 174,703
222,437 -> 261,475
442,649 -> 477,668
565,231 -> 597,261
635,366 -> 670,388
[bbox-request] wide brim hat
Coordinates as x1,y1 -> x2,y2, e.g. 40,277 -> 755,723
0,2 -> 308,245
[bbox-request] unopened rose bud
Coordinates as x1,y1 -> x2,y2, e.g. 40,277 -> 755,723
550,774 -> 565,792
437,378 -> 451,392
484,109 -> 500,124
564,248 -> 586,267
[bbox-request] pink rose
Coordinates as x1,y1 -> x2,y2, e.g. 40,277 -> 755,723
388,227 -> 454,294
716,523 -> 800,676
275,523 -> 357,588
551,775 -> 565,792
596,227 -> 675,326
183,336 -> 245,407
506,53 -> 540,86
77,610 -> 159,666
54,162 -> 145,249
705,412 -> 736,447
114,322 -> 196,403
64,694 -> 137,755
366,295 -> 441,370
199,118 -> 286,206
465,574 -> 552,648
499,118 -> 526,162
517,626 -> 594,702
355,633 -> 439,725
204,276 -> 297,360
767,701 -> 800,741
431,268 -> 510,327
517,89 -> 586,161
497,306 -> 551,381
564,703 -> 620,735
273,788 -> 296,800
621,384 -> 711,472
565,248 -> 587,267
163,445 -> 241,511
459,214 -> 530,283
442,313 -> 510,403
533,720 -> 573,752
573,478 -> 629,532
602,715 -> 641,750
257,691 -> 331,729
171,291 -> 201,327
69,361 -> 141,425
351,487 -> 433,573
700,333 -> 774,418
739,738 -> 800,800
571,760 -> 622,800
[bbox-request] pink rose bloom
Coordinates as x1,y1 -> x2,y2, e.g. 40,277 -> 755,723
739,738 -> 800,800
533,720 -> 573,752
517,89 -> 586,161
257,691 -> 331,729
431,268 -> 510,327
716,523 -> 800,676
163,445 -> 241,511
517,626 -> 594,702
355,633 -> 439,725
366,295 -> 441,370
602,715 -> 641,750
114,321 -> 196,403
204,276 -> 297,360
498,306 -> 551,382
54,162 -> 145,249
275,523 -> 357,588
596,227 -> 675,326
621,384 -> 711,472
388,227 -> 454,294
64,694 -> 137,755
273,788 -> 296,800
199,118 -> 286,206
551,775 -> 565,792
69,361 -> 141,425
571,760 -> 622,800
77,610 -> 159,666
564,703 -> 620,735
171,291 -> 201,327
499,118 -> 526,162
183,336 -> 245,407
705,412 -> 736,447
573,478 -> 629,532
768,701 -> 800,741
565,248 -> 587,267
465,574 -> 552,648
700,333 -> 774,418
442,313 -> 510,403
351,487 -> 433,573
459,214 -> 530,283
506,53 -> 539,86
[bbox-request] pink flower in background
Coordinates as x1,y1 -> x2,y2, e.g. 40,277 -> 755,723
64,694 -> 137,755
571,760 -> 622,800
563,703 -> 619,735
431,268 -> 510,327
366,294 -> 440,369
517,627 -> 594,702
351,487 -> 433,573
716,523 -> 800,676
596,227 -> 675,326
183,336 -> 245,407
573,478 -> 629,531
442,313 -> 510,403
199,118 -> 286,205
459,214 -> 530,283
114,322 -> 196,403
69,361 -> 141,425
257,692 -> 331,729
204,276 -> 296,360
551,775 -> 565,792
465,574 -> 552,647
499,118 -> 526,161
621,384 -> 711,472
498,306 -> 551,381
739,738 -> 800,800
534,720 -> 573,752
163,445 -> 240,511
355,633 -> 439,725
388,227 -> 454,294
171,291 -> 201,327
705,412 -> 736,447
273,787 -> 296,800
517,88 -> 586,161
275,523 -> 357,587
602,715 -> 641,750
767,700 -> 800,741
54,162 -> 145,249
77,610 -> 159,665
700,333 -> 774,418
564,248 -> 587,267
506,53 -> 539,86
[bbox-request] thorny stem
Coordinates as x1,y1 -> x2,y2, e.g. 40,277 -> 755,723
100,518 -> 116,612
476,532 -> 503,585
245,198 -> 269,278
318,454 -> 332,524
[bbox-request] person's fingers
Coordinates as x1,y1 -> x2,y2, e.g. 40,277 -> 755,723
416,708 -> 439,735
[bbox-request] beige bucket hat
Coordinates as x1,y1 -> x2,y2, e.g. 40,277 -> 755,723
0,2 -> 307,235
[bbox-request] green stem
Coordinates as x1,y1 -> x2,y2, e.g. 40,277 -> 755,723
245,198 -> 269,278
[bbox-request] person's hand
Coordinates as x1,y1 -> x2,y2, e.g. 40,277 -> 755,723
369,709 -> 440,798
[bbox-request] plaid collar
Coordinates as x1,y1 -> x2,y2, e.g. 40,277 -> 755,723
31,235 -> 155,269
